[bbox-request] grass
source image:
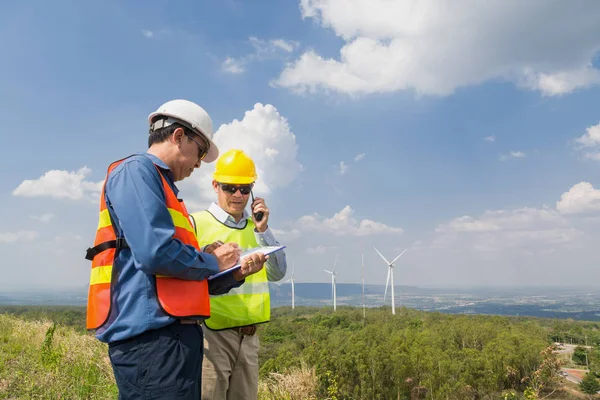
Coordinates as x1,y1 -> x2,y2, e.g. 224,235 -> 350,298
257,363 -> 319,400
0,314 -> 117,399
0,313 -> 318,399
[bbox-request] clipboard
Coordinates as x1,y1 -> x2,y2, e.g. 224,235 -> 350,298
208,245 -> 286,280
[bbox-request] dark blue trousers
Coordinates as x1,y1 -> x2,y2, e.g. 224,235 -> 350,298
108,321 -> 203,400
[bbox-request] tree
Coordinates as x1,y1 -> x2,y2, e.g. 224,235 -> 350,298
522,345 -> 563,398
574,346 -> 589,366
580,372 -> 600,397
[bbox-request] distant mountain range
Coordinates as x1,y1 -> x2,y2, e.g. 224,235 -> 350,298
268,282 -> 598,305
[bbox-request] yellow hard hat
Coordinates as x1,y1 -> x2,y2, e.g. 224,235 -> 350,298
213,149 -> 257,184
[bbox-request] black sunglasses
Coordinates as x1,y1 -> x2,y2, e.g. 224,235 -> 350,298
218,183 -> 254,195
184,132 -> 209,162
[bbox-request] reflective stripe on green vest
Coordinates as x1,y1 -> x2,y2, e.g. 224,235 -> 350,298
190,210 -> 270,330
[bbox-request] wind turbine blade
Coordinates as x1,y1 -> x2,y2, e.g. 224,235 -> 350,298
323,269 -> 333,274
384,267 -> 391,301
332,254 -> 338,273
373,247 -> 391,265
390,249 -> 407,265
291,263 -> 295,279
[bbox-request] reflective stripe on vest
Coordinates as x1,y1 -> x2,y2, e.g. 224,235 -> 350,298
86,155 -> 210,330
190,210 -> 270,330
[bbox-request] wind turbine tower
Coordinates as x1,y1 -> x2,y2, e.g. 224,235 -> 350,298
323,254 -> 338,311
361,253 -> 365,319
284,263 -> 296,309
374,247 -> 407,315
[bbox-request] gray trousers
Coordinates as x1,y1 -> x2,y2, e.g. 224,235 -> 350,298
200,324 -> 260,400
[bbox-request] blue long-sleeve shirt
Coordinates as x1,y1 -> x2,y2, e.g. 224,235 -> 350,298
95,153 -> 242,344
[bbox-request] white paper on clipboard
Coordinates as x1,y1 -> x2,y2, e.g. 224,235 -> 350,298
208,245 -> 286,280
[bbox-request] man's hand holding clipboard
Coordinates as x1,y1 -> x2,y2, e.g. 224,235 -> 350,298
208,245 -> 286,281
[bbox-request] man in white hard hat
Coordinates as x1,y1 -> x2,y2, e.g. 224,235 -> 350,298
84,99 -> 267,400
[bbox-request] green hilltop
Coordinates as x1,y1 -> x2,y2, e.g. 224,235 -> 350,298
1,305 -> 599,399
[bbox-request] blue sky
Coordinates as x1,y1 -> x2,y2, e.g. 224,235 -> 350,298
2,0 -> 600,292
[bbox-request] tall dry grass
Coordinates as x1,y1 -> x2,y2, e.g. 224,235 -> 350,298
0,313 -> 317,399
258,363 -> 320,400
0,313 -> 117,399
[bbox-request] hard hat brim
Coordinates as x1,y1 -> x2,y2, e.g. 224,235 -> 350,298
202,141 -> 219,163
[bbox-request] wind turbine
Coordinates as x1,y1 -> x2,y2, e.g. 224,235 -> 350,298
361,253 -> 366,320
323,254 -> 338,311
374,247 -> 407,315
284,263 -> 295,309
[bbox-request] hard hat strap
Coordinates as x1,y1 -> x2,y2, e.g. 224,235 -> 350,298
150,117 -> 181,132
150,117 -> 210,149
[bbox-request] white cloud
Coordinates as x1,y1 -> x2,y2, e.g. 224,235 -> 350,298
572,122 -> 600,160
500,151 -> 526,161
306,245 -> 336,255
556,182 -> 600,215
222,57 -> 246,74
274,0 -> 600,96
429,182 -> 600,257
353,153 -> 365,162
221,37 -> 299,74
271,228 -> 302,240
523,66 -> 600,96
30,213 -> 54,223
297,205 -> 404,236
338,161 -> 348,175
436,207 -> 569,234
434,207 -> 581,252
583,153 -> 600,161
12,167 -> 103,201
0,230 -> 39,244
574,122 -> 600,147
141,29 -> 154,38
249,37 -> 299,57
270,39 -> 299,53
484,136 -> 495,142
181,103 -> 303,208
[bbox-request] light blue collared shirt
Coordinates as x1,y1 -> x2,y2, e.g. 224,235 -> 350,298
203,202 -> 287,282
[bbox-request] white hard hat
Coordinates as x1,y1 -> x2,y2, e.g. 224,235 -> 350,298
148,99 -> 219,163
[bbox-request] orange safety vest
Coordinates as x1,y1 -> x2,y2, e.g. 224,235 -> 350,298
85,155 -> 210,330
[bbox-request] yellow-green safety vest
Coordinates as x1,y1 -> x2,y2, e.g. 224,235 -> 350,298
190,210 -> 270,330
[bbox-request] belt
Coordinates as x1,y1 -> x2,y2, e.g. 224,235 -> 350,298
232,324 -> 257,336
109,320 -> 198,347
179,319 -> 198,325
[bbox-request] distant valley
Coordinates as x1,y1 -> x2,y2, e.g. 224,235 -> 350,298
2,283 -> 600,321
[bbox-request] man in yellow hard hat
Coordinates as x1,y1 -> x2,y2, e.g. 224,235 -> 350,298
190,149 -> 287,400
